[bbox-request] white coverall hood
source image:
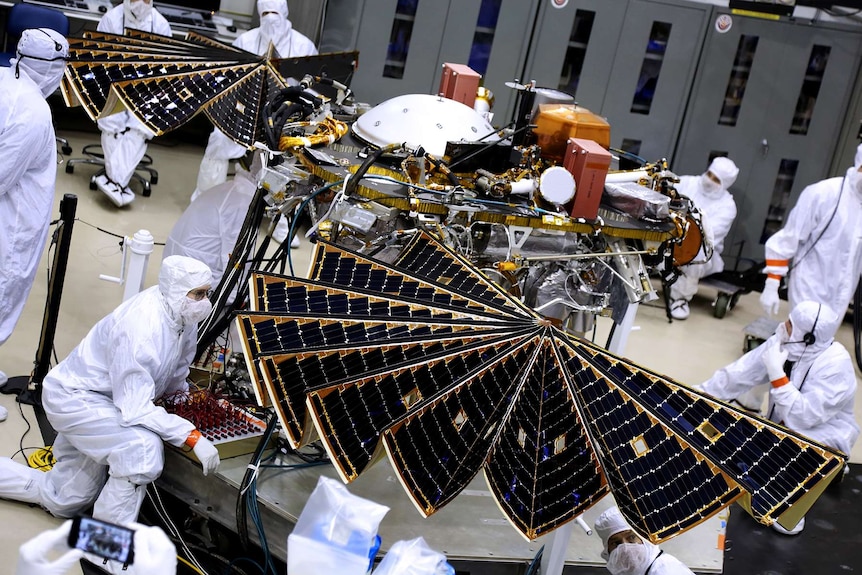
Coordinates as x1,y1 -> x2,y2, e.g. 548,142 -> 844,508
159,255 -> 212,325
11,28 -> 69,98
783,300 -> 837,361
595,506 -> 631,560
704,157 -> 739,194
258,0 -> 290,50
124,0 -> 154,28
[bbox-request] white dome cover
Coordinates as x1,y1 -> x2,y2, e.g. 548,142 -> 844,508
352,94 -> 499,157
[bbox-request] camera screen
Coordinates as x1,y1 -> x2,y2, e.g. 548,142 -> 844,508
73,517 -> 134,564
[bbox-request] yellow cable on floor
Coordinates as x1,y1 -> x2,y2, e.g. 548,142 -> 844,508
27,446 -> 55,471
178,556 -> 205,574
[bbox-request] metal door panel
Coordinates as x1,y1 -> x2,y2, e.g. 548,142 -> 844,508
523,0 -> 628,112
465,0 -> 537,122
350,0 -> 452,106
674,12 -> 862,263
599,0 -> 709,164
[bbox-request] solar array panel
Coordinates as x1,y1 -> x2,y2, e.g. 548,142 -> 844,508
236,231 -> 847,541
62,30 -> 287,147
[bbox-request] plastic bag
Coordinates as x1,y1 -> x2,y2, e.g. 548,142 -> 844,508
288,476 -> 390,575
372,537 -> 455,575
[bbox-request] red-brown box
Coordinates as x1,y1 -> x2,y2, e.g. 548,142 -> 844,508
439,63 -> 481,108
563,138 -> 612,220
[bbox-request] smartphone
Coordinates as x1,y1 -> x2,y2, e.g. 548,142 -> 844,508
67,516 -> 135,565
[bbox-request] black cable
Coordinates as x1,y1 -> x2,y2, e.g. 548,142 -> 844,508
785,176 -> 845,274
344,143 -> 403,196
854,281 -> 862,372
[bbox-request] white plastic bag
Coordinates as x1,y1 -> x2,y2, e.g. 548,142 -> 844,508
372,537 -> 455,575
288,476 -> 389,575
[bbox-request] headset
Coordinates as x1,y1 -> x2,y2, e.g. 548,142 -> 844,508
802,303 -> 821,346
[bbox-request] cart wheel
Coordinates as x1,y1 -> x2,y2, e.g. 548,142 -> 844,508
89,178 -> 98,191
714,293 -> 731,319
730,292 -> 742,309
61,144 -> 73,155
65,164 -> 75,174
150,174 -> 159,186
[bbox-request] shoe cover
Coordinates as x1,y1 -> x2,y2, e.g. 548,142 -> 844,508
93,476 -> 146,527
101,127 -> 147,188
95,175 -> 135,208
670,299 -> 690,320
273,216 -> 289,243
0,457 -> 43,504
0,405 -> 7,422
0,370 -> 7,389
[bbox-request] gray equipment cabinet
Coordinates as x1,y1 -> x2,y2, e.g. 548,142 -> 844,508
672,9 -> 862,264
319,0 -> 536,118
522,0 -> 710,163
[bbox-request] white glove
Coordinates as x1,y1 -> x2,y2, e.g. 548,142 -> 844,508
192,435 -> 220,476
761,342 -> 789,382
16,520 -> 84,575
760,277 -> 781,316
127,524 -> 177,575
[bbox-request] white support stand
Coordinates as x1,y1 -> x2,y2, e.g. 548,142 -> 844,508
540,301 -> 639,575
607,301 -> 639,356
122,229 -> 154,301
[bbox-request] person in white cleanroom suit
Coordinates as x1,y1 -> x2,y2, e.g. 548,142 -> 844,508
741,144 -> 862,414
93,0 -> 172,207
700,300 -> 859,535
16,520 -> 178,575
668,156 -> 739,320
594,506 -> 694,575
760,143 -> 862,318
164,155 -> 263,304
0,28 -> 69,419
0,256 -> 220,529
193,0 -> 318,202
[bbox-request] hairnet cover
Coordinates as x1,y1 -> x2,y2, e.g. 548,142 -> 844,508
708,157 -> 739,189
13,28 -> 69,98
258,0 -> 288,17
789,300 -> 838,353
594,507 -> 631,558
159,255 -> 212,318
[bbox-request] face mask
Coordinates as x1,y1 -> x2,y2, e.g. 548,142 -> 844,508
128,0 -> 152,21
15,55 -> 66,98
180,297 -> 213,325
606,542 -> 653,575
700,173 -> 721,195
260,13 -> 287,44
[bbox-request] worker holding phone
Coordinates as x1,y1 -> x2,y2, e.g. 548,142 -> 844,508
16,518 -> 177,575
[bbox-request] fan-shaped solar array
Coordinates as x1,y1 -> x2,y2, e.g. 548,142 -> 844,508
235,231 -> 847,541
62,30 -> 287,147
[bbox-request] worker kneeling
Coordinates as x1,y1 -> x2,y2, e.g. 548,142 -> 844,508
0,256 -> 220,531
699,300 -> 859,534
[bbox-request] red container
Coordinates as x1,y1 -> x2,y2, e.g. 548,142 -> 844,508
439,63 -> 481,108
563,137 -> 612,220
